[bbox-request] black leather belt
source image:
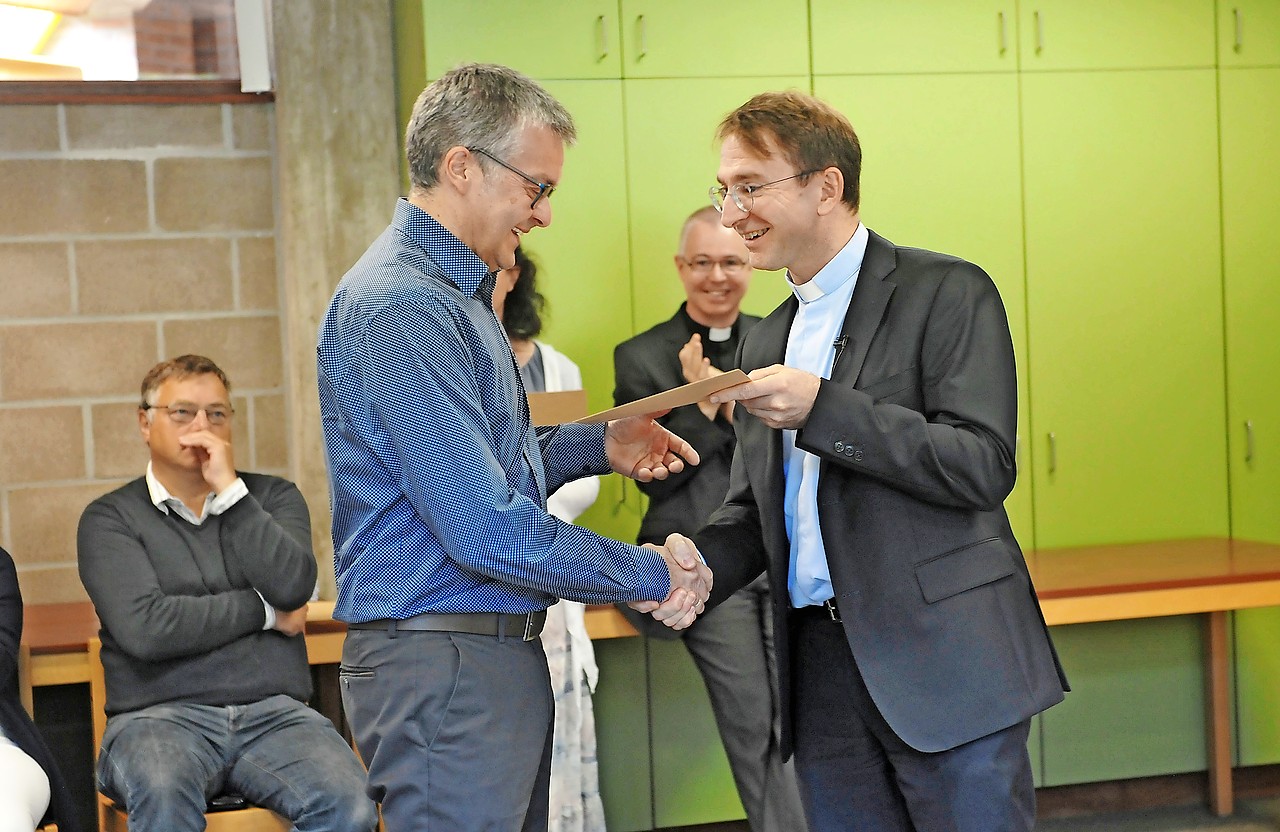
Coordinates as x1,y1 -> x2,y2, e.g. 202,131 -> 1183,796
793,598 -> 842,623
348,610 -> 547,641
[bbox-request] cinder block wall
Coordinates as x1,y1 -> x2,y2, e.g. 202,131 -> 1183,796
0,101 -> 288,604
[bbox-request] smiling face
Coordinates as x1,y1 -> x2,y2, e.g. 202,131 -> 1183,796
470,124 -> 564,272
676,217 -> 752,329
716,133 -> 829,283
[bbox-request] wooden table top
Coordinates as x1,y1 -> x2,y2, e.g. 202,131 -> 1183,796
26,538 -> 1280,655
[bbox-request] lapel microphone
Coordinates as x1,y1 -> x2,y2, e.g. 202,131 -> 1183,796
832,334 -> 850,367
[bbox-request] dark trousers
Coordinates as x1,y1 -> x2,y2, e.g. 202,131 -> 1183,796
340,628 -> 554,832
791,609 -> 1035,832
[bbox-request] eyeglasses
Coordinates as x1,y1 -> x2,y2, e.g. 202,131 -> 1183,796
677,256 -> 751,275
467,146 -> 555,208
710,169 -> 822,214
141,402 -> 235,426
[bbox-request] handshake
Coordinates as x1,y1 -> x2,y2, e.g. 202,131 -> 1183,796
628,533 -> 713,630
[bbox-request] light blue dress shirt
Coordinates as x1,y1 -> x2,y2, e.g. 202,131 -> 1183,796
783,223 -> 869,608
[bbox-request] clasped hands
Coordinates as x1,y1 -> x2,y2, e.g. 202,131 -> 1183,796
629,533 -> 713,630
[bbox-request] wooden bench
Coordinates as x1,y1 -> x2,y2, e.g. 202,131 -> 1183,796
28,537 -> 1280,816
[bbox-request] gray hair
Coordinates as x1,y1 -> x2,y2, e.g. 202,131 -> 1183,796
405,63 -> 577,193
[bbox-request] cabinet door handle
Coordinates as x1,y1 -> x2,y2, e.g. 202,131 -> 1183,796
1048,432 -> 1057,474
998,11 -> 1007,54
1246,419 -> 1255,463
1234,7 -> 1244,52
596,14 -> 609,61
636,14 -> 647,59
1035,10 -> 1044,54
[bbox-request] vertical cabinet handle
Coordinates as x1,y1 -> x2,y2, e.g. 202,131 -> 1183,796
636,14 -> 647,59
1234,8 -> 1244,52
1048,432 -> 1057,474
1035,10 -> 1044,54
998,11 -> 1007,55
1245,419 -> 1255,463
596,14 -> 608,61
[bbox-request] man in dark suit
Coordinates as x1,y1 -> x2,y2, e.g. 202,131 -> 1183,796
613,206 -> 805,832
694,90 -> 1068,831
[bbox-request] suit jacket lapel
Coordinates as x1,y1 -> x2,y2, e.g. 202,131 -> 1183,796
832,229 -> 897,387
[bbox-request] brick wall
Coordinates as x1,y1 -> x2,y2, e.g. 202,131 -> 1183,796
0,101 -> 287,604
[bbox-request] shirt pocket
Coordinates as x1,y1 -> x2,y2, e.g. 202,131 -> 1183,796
914,537 -> 1015,604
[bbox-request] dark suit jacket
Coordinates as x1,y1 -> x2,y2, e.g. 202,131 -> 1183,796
695,229 -> 1068,756
613,304 -> 760,638
1,546 -> 83,832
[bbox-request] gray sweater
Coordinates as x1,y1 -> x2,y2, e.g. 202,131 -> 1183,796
78,473 -> 317,716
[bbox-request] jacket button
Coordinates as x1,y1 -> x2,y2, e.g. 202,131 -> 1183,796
853,449 -> 864,461
834,441 -> 845,453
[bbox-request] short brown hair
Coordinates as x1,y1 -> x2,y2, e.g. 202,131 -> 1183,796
139,355 -> 231,407
717,90 -> 862,211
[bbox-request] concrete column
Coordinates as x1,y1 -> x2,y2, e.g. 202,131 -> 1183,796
272,0 -> 401,596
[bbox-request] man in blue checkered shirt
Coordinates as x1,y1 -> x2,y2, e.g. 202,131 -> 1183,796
317,63 -> 712,832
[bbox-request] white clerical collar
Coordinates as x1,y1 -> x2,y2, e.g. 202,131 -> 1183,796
707,326 -> 733,342
787,223 -> 869,304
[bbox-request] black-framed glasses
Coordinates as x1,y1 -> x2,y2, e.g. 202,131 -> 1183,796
468,146 -> 555,208
677,256 -> 751,275
710,169 -> 822,214
141,402 -> 235,426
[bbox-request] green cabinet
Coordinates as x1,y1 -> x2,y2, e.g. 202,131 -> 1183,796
811,1 -> 1019,73
1041,618 -> 1208,784
1020,69 -> 1228,550
1018,0 -> 1216,70
617,0 -> 809,78
1220,67 -> 1280,766
813,72 -> 1033,545
592,637 -> 652,832
422,0 -> 622,79
1218,2 -> 1280,67
622,76 -> 804,333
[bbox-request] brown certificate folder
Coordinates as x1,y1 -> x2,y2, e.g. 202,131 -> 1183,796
574,370 -> 750,424
526,389 -> 589,426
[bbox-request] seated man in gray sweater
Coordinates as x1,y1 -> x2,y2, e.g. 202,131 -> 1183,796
77,354 -> 376,832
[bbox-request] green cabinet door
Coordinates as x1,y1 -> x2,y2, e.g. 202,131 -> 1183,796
623,76 -> 805,335
532,80 -> 642,547
1021,69 -> 1228,549
617,0 -> 810,78
647,639 -> 746,827
592,637 -> 653,831
1219,2 -> 1280,67
1018,0 -> 1215,70
814,72 -> 1033,546
811,1 -> 1019,74
1041,618 -> 1208,784
1220,67 -> 1280,766
421,0 -> 622,79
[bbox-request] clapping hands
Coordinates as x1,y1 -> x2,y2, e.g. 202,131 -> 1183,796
629,533 -> 713,630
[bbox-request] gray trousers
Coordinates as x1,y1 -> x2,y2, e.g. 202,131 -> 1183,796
340,627 -> 554,832
683,576 -> 807,832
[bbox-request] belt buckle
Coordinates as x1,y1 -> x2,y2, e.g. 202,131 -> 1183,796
522,613 -> 536,642
823,598 -> 841,623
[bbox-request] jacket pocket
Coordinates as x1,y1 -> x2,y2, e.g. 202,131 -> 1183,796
914,537 -> 1014,604
858,366 -> 916,401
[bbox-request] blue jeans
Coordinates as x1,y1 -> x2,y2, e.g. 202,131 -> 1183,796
98,694 -> 378,832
